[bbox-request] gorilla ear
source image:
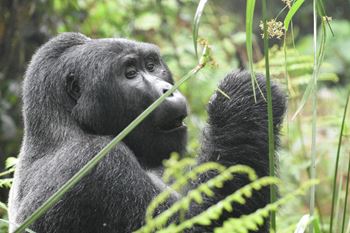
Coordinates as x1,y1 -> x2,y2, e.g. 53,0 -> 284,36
66,73 -> 81,102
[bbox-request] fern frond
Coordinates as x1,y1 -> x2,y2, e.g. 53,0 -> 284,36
214,180 -> 319,233
157,177 -> 280,233
137,165 -> 258,233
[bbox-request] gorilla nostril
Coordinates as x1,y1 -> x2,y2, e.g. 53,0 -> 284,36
163,88 -> 173,97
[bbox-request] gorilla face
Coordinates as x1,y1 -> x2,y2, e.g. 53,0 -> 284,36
67,39 -> 188,168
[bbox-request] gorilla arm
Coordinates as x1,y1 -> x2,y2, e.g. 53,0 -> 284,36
188,71 -> 286,231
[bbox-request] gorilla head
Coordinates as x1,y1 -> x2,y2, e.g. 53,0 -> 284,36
23,32 -> 187,168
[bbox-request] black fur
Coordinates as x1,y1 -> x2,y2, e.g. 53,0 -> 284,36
8,32 -> 286,233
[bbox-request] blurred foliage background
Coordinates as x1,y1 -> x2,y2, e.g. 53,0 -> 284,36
1,0 -> 350,232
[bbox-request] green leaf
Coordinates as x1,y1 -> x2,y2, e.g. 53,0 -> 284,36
313,216 -> 322,233
0,178 -> 13,188
214,181 -> 223,188
316,0 -> 334,36
284,0 -> 305,32
207,208 -> 221,220
246,0 -> 257,100
200,185 -> 215,197
197,217 -> 211,226
330,89 -> 350,232
254,215 -> 264,226
243,219 -> 258,231
223,202 -> 233,212
341,142 -> 350,233
5,157 -> 17,169
294,214 -> 311,233
291,76 -> 314,120
191,191 -> 203,204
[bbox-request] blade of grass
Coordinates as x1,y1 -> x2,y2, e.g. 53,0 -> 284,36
316,21 -> 327,74
310,22 -> 327,233
334,163 -> 345,233
291,21 -> 296,48
309,1 -> 318,232
246,0 -> 257,102
13,46 -> 211,233
294,214 -> 311,233
284,0 -> 305,32
316,0 -> 334,36
330,89 -> 350,232
341,151 -> 350,233
313,215 -> 322,233
291,77 -> 314,120
301,32 -> 327,201
217,88 -> 231,99
275,5 -> 288,20
0,168 -> 15,177
261,0 -> 276,231
292,14 -> 327,121
193,0 -> 208,58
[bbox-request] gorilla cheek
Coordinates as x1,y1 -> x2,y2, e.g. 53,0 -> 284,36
72,94 -> 117,135
71,96 -> 95,133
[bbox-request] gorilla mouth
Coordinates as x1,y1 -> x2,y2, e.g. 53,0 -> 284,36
158,115 -> 186,132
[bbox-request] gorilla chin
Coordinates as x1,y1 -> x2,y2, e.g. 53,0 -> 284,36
125,117 -> 188,168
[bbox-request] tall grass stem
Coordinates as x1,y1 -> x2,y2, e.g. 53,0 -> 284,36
330,89 -> 350,232
341,152 -> 350,233
261,0 -> 276,231
309,0 -> 318,232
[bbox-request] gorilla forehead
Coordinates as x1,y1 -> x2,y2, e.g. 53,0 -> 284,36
84,38 -> 161,58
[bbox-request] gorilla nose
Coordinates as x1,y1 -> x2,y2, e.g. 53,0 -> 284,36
162,87 -> 174,97
154,84 -> 188,132
163,88 -> 188,116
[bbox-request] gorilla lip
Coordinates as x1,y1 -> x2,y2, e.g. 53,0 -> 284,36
158,115 -> 187,132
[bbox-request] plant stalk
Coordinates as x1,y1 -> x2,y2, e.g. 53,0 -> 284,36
309,0 -> 318,232
261,0 -> 276,231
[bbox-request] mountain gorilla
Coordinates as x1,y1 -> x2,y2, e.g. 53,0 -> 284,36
8,32 -> 286,233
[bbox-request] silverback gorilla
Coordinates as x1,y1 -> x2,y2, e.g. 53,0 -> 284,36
8,32 -> 286,233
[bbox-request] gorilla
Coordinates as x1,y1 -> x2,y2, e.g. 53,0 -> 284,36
8,32 -> 286,233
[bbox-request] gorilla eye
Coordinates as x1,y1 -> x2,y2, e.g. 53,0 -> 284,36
125,66 -> 138,79
146,62 -> 155,72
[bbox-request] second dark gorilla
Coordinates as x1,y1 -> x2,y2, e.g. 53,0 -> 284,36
8,33 -> 286,233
